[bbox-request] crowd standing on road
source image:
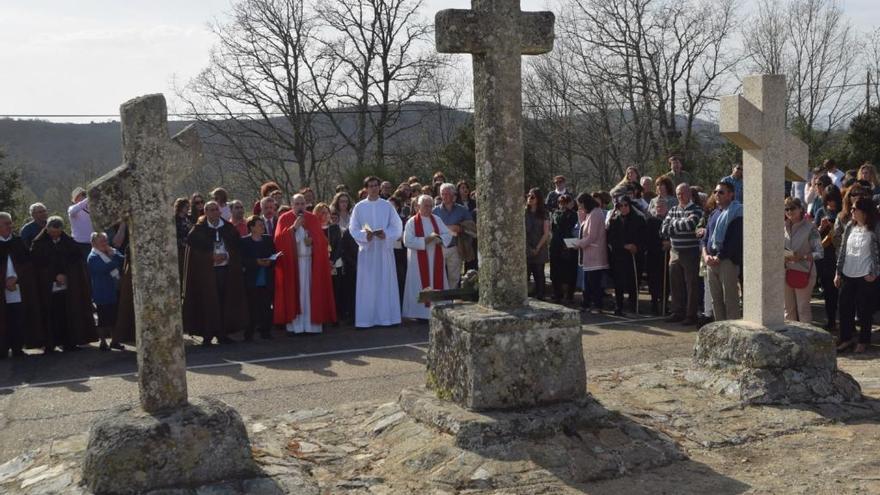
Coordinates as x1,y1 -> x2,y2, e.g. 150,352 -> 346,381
1,156 -> 879,358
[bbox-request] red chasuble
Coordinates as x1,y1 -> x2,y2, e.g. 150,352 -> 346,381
415,212 -> 445,307
273,210 -> 337,325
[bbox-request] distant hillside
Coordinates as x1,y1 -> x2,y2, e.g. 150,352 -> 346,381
0,102 -> 719,216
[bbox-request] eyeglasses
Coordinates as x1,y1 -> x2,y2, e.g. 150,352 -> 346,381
713,190 -> 725,195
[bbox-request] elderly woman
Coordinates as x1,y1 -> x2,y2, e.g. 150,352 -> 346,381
784,197 -> 823,323
607,196 -> 646,316
87,232 -> 125,351
835,198 -> 880,353
575,193 -> 609,314
649,176 -> 677,217
525,188 -> 551,300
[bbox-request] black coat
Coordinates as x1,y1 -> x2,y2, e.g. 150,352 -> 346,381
608,211 -> 646,289
549,209 -> 578,260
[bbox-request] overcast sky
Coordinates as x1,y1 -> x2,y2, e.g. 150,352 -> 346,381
1,0 -> 879,122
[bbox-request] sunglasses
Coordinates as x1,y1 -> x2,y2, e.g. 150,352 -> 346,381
713,190 -> 725,194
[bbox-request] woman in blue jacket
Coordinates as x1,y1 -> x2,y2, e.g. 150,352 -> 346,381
87,232 -> 125,351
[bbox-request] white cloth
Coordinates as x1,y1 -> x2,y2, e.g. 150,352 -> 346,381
207,219 -> 229,267
67,197 -> 93,244
5,256 -> 21,304
402,214 -> 452,320
286,227 -> 321,334
349,198 -> 403,327
219,203 -> 232,222
827,169 -> 844,189
842,225 -> 873,278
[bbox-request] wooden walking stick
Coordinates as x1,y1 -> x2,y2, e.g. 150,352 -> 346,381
662,250 -> 669,316
631,252 -> 639,316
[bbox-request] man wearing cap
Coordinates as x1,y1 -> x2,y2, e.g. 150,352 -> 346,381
67,188 -> 94,260
546,175 -> 569,212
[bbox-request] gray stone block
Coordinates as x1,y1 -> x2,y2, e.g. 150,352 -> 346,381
398,387 -> 607,449
694,320 -> 836,370
82,398 -> 258,495
427,300 -> 585,410
690,320 -> 861,404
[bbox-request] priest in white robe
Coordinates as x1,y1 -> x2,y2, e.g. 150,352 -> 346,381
402,195 -> 453,320
349,176 -> 404,328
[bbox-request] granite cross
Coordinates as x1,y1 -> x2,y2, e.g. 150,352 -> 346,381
720,74 -> 808,328
435,0 -> 554,309
88,94 -> 202,413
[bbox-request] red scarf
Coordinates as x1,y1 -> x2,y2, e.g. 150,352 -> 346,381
414,212 -> 445,306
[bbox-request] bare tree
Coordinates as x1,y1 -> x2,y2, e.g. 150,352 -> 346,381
315,0 -> 434,169
746,0 -> 862,157
525,0 -> 741,189
178,0 -> 339,198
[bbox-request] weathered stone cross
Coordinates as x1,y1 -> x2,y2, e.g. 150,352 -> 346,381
88,94 -> 202,413
436,0 -> 554,309
720,74 -> 808,328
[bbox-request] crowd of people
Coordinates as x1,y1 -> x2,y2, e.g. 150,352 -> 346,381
0,155 -> 877,358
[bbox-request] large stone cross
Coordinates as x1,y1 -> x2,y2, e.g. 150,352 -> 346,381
720,74 -> 808,328
88,94 -> 203,413
436,0 -> 554,309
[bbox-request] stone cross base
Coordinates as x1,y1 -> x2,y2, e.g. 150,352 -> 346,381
686,320 -> 862,404
398,387 -> 605,450
82,398 -> 257,494
427,301 -> 585,410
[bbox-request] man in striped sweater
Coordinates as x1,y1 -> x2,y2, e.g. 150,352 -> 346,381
660,183 -> 704,325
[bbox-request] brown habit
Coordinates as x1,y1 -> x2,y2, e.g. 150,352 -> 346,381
30,230 -> 97,347
182,218 -> 248,339
0,236 -> 45,349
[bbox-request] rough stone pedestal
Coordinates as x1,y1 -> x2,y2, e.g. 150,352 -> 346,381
82,397 -> 258,494
687,320 -> 862,404
427,300 -> 585,410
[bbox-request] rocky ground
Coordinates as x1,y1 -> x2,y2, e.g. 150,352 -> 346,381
1,351 -> 879,494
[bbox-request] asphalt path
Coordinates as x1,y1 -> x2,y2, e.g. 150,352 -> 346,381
0,311 -> 700,463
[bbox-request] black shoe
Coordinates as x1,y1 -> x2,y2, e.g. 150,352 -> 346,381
680,318 -> 697,326
613,309 -> 625,317
202,338 -> 213,347
63,345 -> 81,352
99,341 -> 110,352
665,314 -> 684,323
260,330 -> 272,339
109,342 -> 125,351
243,334 -> 254,342
217,337 -> 236,344
11,350 -> 25,358
44,347 -> 56,355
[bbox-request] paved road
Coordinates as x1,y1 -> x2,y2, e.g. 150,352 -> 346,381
0,312 -> 700,463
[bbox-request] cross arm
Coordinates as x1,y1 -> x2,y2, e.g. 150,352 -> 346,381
720,94 -> 766,150
783,133 -> 809,182
435,9 -> 554,55
169,124 -> 204,176
88,164 -> 134,231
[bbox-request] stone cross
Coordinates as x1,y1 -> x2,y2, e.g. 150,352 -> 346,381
88,94 -> 203,413
435,0 -> 554,309
720,74 -> 808,328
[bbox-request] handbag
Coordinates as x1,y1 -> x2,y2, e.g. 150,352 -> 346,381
785,258 -> 813,289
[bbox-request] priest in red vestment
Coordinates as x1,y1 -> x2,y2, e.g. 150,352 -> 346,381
274,194 -> 336,334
